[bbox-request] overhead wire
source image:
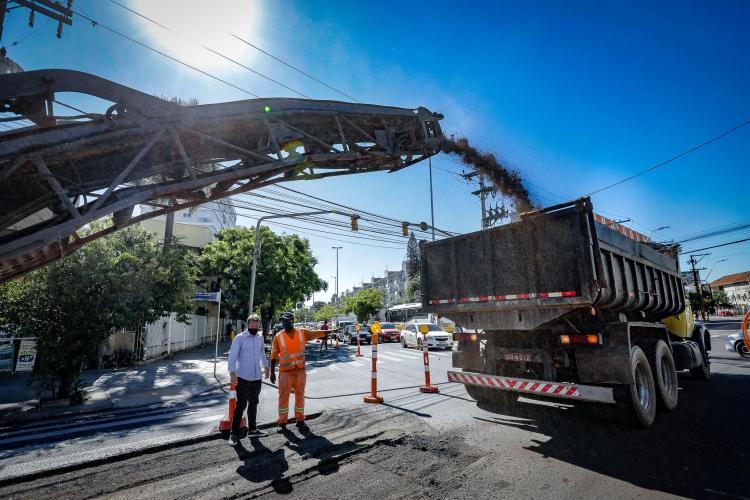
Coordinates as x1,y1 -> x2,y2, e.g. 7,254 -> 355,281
70,8 -> 260,98
195,203 -> 405,250
106,0 -> 315,99
587,119 -> 750,197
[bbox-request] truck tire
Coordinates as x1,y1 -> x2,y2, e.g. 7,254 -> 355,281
690,328 -> 711,380
650,340 -> 678,411
737,340 -> 750,358
614,345 -> 657,428
465,384 -> 518,410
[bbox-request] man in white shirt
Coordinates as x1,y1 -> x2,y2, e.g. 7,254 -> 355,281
227,314 -> 269,445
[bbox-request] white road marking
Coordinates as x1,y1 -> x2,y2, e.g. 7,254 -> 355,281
328,365 -> 340,371
378,353 -> 405,361
386,351 -> 419,360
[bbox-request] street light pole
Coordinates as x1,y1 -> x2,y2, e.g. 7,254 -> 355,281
428,157 -> 435,241
332,246 -> 342,299
248,210 -> 353,314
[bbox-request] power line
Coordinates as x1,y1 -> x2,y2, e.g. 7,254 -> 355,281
71,8 -> 260,98
253,187 -> 440,238
106,0 -> 315,99
196,204 -> 405,250
229,33 -> 361,103
588,119 -> 750,196
681,236 -> 750,254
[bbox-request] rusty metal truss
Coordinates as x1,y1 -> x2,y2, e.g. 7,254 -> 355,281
0,69 -> 443,283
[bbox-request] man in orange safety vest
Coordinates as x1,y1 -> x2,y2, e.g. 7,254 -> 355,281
269,311 -> 335,432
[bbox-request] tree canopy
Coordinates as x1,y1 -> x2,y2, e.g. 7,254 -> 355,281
343,288 -> 384,322
0,225 -> 198,399
199,227 -> 327,331
405,232 -> 422,301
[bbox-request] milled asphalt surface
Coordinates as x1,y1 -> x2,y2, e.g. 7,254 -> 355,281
1,323 -> 748,499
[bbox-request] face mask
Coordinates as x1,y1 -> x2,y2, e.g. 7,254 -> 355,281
248,329 -> 259,335
282,320 -> 293,331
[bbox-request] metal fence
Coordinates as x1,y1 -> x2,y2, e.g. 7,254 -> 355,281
141,314 -> 238,360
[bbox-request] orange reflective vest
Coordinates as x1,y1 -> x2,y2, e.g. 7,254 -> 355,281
276,329 -> 305,372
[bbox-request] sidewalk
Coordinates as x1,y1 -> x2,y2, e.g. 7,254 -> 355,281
0,342 -> 234,426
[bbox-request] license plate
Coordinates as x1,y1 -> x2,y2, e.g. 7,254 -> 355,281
504,352 -> 531,362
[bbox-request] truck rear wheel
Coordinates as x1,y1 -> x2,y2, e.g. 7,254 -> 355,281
465,384 -> 518,410
614,345 -> 657,428
690,328 -> 711,380
651,340 -> 678,411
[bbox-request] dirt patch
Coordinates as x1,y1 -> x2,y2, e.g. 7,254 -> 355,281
443,136 -> 535,214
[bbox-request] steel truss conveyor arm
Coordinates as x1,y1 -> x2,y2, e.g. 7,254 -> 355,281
0,70 -> 443,283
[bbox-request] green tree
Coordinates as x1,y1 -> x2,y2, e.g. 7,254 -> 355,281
688,287 -> 735,316
405,232 -> 422,302
405,232 -> 421,278
199,227 -> 327,333
314,304 -> 344,322
0,225 -> 197,399
344,288 -> 384,322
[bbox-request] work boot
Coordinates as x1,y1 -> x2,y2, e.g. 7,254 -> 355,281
276,424 -> 287,434
227,434 -> 239,446
248,428 -> 268,438
295,421 -> 309,431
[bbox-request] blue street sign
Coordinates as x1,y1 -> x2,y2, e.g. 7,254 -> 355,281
194,292 -> 220,302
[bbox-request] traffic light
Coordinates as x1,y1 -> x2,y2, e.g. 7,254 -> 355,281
351,215 -> 359,231
402,222 -> 409,237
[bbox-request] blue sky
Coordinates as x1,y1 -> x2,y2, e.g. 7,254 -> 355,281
4,0 -> 749,301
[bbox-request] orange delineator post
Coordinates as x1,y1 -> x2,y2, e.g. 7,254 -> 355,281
356,324 -> 363,357
419,332 -> 439,393
219,382 -> 246,431
364,332 -> 384,403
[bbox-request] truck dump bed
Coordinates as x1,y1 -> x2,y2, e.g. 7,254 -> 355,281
421,198 -> 684,330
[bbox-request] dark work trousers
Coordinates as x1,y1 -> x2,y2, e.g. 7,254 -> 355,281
232,378 -> 262,434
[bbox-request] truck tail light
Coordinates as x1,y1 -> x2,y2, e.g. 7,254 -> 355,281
457,333 -> 478,342
560,334 -> 601,345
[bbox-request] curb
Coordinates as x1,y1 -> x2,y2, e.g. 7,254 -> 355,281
0,382 -> 227,428
0,412 -> 323,487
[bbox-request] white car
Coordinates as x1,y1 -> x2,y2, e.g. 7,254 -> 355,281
400,322 -> 452,350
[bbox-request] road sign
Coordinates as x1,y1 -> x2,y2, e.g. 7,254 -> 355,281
194,292 -> 220,302
15,339 -> 37,372
419,324 -> 430,334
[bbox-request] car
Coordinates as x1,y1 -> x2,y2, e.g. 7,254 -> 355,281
343,324 -> 371,345
378,322 -> 400,342
725,332 -> 750,358
400,322 -> 452,350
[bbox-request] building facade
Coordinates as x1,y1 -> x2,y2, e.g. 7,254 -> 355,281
137,199 -> 237,249
710,271 -> 750,314
339,262 -> 409,309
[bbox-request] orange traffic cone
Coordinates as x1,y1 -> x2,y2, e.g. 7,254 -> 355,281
219,382 -> 246,432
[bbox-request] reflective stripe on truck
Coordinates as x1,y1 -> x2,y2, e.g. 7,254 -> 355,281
447,370 -> 615,404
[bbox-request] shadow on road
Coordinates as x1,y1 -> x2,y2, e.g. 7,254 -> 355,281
473,369 -> 750,499
234,437 -> 292,494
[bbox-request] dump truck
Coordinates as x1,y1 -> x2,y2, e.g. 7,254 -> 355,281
421,198 -> 711,427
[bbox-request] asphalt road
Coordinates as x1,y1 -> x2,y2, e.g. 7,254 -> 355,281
2,327 -> 749,499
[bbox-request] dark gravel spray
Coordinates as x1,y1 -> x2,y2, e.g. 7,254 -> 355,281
442,136 -> 535,213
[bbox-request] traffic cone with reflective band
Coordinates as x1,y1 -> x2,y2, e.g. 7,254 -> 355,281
419,330 -> 439,393
219,382 -> 246,431
364,329 -> 383,403
356,324 -> 363,357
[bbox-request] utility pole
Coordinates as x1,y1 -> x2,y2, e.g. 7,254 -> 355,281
688,253 -> 709,320
478,174 -> 488,229
0,1 -> 7,45
462,169 -> 496,229
428,157 -> 435,241
332,246 -> 342,299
